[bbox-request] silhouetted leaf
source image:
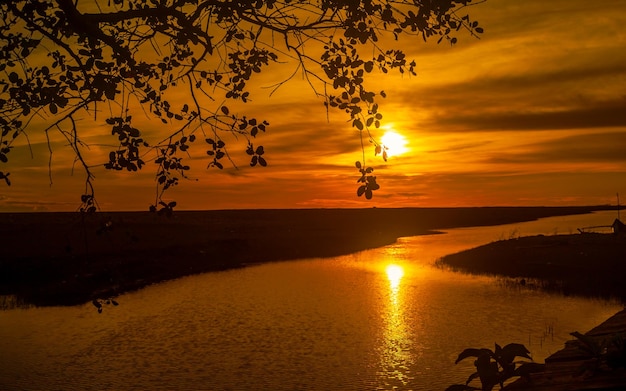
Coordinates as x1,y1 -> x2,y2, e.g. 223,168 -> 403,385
466,372 -> 481,385
499,343 -> 532,362
455,348 -> 492,364
1,172 -> 11,186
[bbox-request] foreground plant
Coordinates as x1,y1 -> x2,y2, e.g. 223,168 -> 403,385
446,343 -> 544,391
570,331 -> 626,377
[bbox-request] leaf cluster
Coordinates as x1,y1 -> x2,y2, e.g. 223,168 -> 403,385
104,116 -> 148,172
149,200 -> 177,217
355,160 -> 379,199
79,193 -> 97,213
0,0 -> 483,209
246,143 -> 267,167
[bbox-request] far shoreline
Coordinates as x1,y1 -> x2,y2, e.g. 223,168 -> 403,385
439,231 -> 626,302
0,206 -> 616,307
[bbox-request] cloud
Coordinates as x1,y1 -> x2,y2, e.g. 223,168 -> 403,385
484,130 -> 626,164
396,45 -> 626,132
394,170 -> 626,207
430,99 -> 626,132
427,141 -> 493,154
386,0 -> 626,136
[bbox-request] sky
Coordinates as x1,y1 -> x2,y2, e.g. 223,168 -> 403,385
2,0 -> 625,211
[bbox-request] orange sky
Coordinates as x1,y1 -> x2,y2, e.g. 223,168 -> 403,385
2,0 -> 625,211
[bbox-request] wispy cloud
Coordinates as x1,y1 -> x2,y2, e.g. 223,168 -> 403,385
428,99 -> 626,131
483,131 -> 626,164
2,0 -> 625,211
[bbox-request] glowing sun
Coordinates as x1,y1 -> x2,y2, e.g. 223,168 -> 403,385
381,130 -> 408,157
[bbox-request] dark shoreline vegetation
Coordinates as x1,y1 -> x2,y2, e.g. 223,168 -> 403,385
438,231 -> 626,303
0,206 -> 616,307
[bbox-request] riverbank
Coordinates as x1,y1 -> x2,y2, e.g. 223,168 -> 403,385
0,206 -> 613,307
505,308 -> 626,390
439,232 -> 626,301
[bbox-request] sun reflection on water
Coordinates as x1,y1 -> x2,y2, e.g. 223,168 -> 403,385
386,264 -> 404,294
379,263 -> 414,389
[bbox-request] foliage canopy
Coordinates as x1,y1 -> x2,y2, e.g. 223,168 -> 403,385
0,0 -> 483,211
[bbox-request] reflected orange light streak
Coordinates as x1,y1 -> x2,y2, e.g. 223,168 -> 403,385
386,264 -> 404,294
378,263 -> 412,388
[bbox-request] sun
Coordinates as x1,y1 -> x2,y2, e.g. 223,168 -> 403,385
380,130 -> 408,157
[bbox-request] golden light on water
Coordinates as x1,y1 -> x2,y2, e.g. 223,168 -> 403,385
380,263 -> 412,387
386,264 -> 405,291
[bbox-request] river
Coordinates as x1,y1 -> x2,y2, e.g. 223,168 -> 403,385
0,210 -> 622,390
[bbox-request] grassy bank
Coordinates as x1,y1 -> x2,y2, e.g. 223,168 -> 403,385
0,206 -> 613,307
439,232 -> 626,301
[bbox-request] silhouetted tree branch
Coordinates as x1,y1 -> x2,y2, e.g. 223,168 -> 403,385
0,0 -> 484,210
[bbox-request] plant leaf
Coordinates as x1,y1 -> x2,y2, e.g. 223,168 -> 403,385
455,348 -> 492,364
500,343 -> 532,362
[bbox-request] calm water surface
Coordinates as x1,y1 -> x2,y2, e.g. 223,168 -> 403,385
0,211 -> 622,390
